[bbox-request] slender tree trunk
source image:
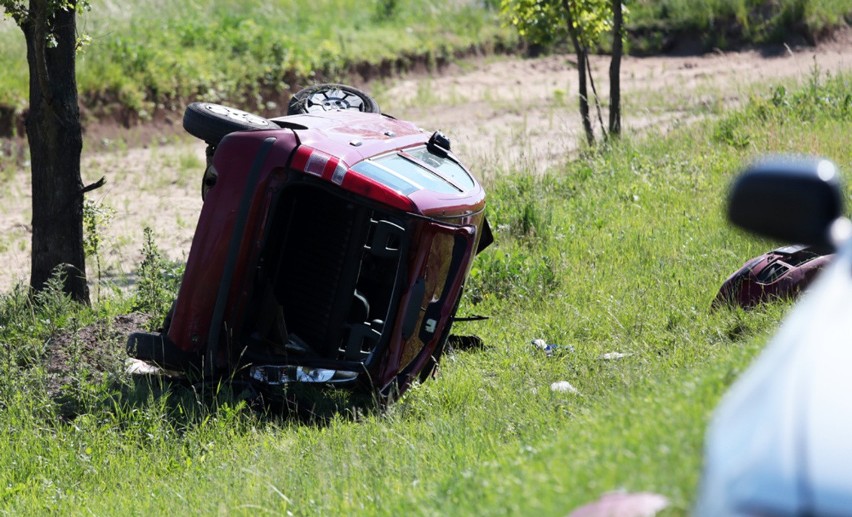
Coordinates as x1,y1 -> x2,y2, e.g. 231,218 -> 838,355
608,0 -> 623,138
575,49 -> 594,146
562,0 -> 594,147
22,0 -> 89,303
586,56 -> 607,142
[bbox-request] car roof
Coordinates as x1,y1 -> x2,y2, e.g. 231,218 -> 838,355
270,110 -> 429,166
266,110 -> 485,216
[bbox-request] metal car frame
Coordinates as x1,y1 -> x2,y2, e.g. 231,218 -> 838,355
128,100 -> 491,397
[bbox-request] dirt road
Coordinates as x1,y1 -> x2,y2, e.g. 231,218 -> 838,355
384,29 -> 852,177
1,32 -> 850,292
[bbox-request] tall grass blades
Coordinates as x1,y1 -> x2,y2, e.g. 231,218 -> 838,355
132,227 -> 183,320
0,68 -> 849,514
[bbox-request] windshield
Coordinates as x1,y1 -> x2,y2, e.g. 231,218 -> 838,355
403,147 -> 475,190
352,146 -> 474,196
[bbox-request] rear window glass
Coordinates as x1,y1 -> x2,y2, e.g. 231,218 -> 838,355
404,147 -> 475,189
351,161 -> 419,195
372,154 -> 461,194
353,146 -> 474,196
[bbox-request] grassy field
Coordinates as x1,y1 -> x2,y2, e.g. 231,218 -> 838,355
0,0 -> 514,124
1,0 -> 850,132
629,0 -> 852,50
0,66 -> 849,514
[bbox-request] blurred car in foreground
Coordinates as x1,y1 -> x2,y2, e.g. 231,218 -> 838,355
697,156 -> 852,515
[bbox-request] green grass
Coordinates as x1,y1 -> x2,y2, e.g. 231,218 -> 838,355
630,0 -> 852,32
0,0 -> 515,121
627,0 -> 852,52
0,71 -> 850,515
3,0 -> 850,128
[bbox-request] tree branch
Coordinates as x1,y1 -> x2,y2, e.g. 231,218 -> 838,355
585,55 -> 607,142
562,0 -> 595,146
80,176 -> 105,194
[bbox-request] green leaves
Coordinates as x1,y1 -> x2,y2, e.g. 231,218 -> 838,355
500,0 -> 619,48
0,1 -> 28,25
1,0 -> 91,50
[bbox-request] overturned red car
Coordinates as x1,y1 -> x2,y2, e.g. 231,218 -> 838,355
128,84 -> 492,397
714,244 -> 833,308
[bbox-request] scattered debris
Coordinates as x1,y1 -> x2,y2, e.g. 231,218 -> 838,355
531,338 -> 573,357
125,357 -> 183,378
599,352 -> 633,360
568,490 -> 670,517
550,380 -> 580,394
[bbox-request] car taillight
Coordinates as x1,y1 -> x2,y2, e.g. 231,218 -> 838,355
290,146 -> 347,185
340,172 -> 417,212
291,145 -> 416,212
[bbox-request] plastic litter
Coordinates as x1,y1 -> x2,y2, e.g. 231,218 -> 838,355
550,380 -> 580,394
531,338 -> 574,357
599,352 -> 633,360
125,358 -> 183,378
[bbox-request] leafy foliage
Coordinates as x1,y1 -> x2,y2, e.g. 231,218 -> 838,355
0,0 -> 90,42
0,1 -> 514,118
500,0 -> 617,48
713,66 -> 852,148
82,199 -> 114,299
132,227 -> 183,319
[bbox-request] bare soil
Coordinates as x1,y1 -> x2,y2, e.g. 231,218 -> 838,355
45,312 -> 151,400
1,31 -> 851,293
381,28 -> 852,177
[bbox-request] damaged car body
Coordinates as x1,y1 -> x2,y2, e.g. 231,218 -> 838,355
128,85 -> 492,398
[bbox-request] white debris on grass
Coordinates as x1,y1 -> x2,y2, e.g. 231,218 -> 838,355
550,380 -> 580,394
599,352 -> 633,360
125,358 -> 183,378
532,338 -> 548,349
531,338 -> 574,357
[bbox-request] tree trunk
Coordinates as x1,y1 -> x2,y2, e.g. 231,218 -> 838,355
608,0 -> 623,138
22,0 -> 89,303
563,0 -> 594,146
585,54 -> 607,142
575,49 -> 594,147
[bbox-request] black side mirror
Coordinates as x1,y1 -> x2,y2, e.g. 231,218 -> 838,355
728,156 -> 846,249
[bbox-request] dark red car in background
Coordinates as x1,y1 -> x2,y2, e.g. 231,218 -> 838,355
128,85 -> 492,398
714,244 -> 833,308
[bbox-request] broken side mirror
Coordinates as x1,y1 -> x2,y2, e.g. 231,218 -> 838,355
727,155 -> 848,250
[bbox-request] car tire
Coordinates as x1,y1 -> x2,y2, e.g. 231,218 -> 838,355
287,84 -> 381,115
183,102 -> 274,146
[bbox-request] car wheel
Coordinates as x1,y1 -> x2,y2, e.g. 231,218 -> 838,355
183,102 -> 274,146
287,84 -> 381,115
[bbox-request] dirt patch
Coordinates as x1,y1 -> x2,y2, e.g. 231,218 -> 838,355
46,312 -> 151,400
380,26 -> 852,178
1,32 -> 851,293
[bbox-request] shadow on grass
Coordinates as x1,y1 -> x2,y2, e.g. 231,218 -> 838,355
40,303 -> 483,429
53,370 -> 386,430
34,306 -> 383,428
